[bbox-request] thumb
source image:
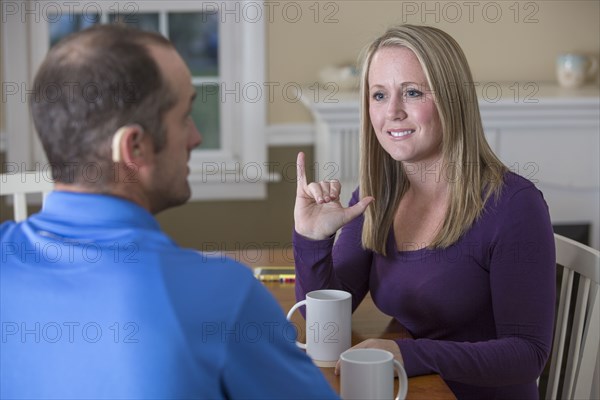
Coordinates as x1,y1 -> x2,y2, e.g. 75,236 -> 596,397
343,196 -> 374,224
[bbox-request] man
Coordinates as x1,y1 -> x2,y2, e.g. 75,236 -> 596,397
0,25 -> 337,399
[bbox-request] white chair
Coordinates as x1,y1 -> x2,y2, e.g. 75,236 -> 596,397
544,234 -> 600,400
0,172 -> 54,222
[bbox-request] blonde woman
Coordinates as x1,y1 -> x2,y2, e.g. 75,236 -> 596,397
294,25 -> 555,400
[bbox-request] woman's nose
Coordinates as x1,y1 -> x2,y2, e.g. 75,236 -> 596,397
386,95 -> 407,120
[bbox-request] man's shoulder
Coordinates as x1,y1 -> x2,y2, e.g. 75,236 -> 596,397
0,220 -> 18,237
160,249 -> 276,325
161,248 -> 257,291
0,220 -> 24,249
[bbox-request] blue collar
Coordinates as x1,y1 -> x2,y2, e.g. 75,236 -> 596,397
39,191 -> 162,232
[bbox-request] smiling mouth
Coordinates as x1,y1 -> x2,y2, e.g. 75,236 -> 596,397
387,129 -> 414,138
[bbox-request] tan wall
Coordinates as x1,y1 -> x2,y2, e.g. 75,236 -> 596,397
268,0 -> 600,123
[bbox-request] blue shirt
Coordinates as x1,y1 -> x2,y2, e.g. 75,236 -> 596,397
1,191 -> 337,399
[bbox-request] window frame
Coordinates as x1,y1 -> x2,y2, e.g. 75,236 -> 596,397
1,0 -> 268,200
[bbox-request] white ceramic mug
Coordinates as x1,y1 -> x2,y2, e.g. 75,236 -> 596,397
556,53 -> 598,88
286,289 -> 352,367
340,348 -> 408,400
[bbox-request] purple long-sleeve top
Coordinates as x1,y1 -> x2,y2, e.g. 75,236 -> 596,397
294,172 -> 556,400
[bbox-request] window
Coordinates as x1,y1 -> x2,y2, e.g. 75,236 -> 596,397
2,1 -> 268,200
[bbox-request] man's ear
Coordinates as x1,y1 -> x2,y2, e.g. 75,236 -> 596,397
112,124 -> 150,165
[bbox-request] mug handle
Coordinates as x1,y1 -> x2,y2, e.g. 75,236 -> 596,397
393,360 -> 408,400
286,300 -> 307,350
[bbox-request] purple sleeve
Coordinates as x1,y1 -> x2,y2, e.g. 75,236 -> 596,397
293,189 -> 374,310
397,186 -> 556,386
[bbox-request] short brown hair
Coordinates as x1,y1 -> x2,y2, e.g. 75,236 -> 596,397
30,24 -> 176,187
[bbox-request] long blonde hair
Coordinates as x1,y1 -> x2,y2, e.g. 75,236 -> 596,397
359,25 -> 506,255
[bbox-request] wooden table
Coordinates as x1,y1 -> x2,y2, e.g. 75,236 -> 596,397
229,248 -> 457,400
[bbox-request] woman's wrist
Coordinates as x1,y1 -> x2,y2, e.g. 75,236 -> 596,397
294,227 -> 334,241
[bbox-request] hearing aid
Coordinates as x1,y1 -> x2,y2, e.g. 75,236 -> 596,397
111,124 -> 143,162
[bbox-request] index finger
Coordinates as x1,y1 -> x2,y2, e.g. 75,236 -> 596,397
296,151 -> 307,189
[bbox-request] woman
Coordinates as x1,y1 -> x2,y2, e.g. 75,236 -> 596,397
293,25 -> 555,400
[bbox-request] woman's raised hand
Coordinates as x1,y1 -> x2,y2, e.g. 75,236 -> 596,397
294,152 -> 374,240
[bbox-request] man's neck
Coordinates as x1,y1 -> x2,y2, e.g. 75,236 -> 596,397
53,183 -> 152,212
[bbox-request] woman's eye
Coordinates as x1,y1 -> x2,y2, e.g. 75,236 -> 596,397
372,92 -> 385,101
406,89 -> 423,98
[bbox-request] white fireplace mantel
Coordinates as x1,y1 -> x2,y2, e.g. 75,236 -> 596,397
301,83 -> 600,249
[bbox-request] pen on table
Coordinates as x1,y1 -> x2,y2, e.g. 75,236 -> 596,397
279,275 -> 296,283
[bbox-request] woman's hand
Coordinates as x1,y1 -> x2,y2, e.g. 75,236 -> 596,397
334,339 -> 404,376
294,152 -> 374,240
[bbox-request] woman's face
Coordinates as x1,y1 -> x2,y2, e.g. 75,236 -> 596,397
368,46 -> 443,166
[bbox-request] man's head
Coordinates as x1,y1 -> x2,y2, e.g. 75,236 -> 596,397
30,24 -> 202,213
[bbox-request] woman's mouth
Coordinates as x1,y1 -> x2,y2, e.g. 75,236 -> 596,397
387,129 -> 415,138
